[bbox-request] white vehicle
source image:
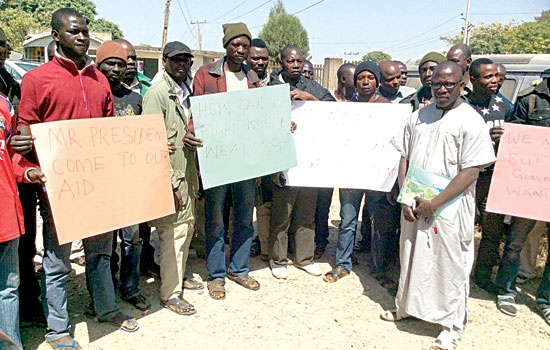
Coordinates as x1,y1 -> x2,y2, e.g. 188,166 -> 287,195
4,60 -> 40,84
405,54 -> 550,103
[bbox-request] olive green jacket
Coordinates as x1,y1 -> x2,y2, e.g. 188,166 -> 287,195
142,70 -> 198,225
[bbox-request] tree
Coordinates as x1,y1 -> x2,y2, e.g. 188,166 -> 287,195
258,0 -> 310,63
360,51 -> 391,64
0,0 -> 124,49
89,18 -> 123,39
441,10 -> 550,54
0,7 -> 38,51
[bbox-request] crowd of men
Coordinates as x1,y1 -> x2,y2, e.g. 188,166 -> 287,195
0,7 -> 549,350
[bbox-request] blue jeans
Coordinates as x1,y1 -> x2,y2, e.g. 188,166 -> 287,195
314,187 -> 333,251
495,217 -> 537,296
205,179 -> 255,280
0,237 -> 22,348
111,225 -> 142,298
40,199 -> 118,342
337,189 -> 365,272
536,227 -> 550,308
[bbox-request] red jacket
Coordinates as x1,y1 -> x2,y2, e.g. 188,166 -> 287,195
190,57 -> 259,132
0,96 -> 34,243
18,55 -> 114,127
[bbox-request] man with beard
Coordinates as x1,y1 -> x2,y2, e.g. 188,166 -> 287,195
381,61 -> 495,350
268,45 -> 335,280
401,52 -> 445,111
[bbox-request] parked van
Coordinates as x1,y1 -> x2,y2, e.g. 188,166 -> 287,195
405,54 -> 550,103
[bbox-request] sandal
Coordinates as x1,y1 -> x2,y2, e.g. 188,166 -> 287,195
429,338 -> 458,350
207,279 -> 226,300
497,295 -> 517,316
161,296 -> 196,316
429,330 -> 459,350
539,305 -> 550,326
323,267 -> 349,283
183,278 -> 204,290
122,293 -> 151,311
99,312 -> 139,332
380,309 -> 408,322
227,274 -> 260,291
47,336 -> 83,350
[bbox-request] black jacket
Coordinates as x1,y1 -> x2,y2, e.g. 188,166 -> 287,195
514,78 -> 550,126
268,69 -> 336,102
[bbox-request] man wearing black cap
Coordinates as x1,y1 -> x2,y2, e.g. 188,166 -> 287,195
400,51 -> 446,111
142,41 -> 200,315
189,22 -> 261,300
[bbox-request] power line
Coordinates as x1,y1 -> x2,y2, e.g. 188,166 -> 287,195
291,0 -> 326,16
387,27 -> 462,53
382,14 -> 461,51
176,0 -> 197,41
208,0 -> 249,23
224,0 -> 272,23
471,12 -> 540,15
182,0 -> 193,19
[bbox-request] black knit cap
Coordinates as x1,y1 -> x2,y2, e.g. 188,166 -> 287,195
354,61 -> 380,86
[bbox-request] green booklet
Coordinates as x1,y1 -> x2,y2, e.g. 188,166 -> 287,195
397,166 -> 462,223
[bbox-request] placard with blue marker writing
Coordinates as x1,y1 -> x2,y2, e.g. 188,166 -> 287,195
191,84 -> 296,189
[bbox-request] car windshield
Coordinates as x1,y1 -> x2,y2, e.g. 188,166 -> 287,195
15,62 -> 39,72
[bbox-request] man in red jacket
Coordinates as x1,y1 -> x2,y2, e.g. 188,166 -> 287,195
187,22 -> 261,301
0,91 -> 46,349
17,8 -> 138,348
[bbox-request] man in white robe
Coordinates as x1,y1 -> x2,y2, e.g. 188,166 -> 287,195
381,61 -> 496,350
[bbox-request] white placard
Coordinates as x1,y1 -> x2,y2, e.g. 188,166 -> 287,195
285,101 -> 410,191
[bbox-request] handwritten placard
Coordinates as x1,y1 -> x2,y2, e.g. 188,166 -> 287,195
285,101 -> 410,191
486,123 -> 550,221
31,114 -> 174,244
191,84 -> 296,189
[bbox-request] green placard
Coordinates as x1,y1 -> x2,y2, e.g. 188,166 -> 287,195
191,84 -> 296,189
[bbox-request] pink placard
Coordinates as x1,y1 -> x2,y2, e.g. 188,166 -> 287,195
31,114 -> 175,244
486,122 -> 550,221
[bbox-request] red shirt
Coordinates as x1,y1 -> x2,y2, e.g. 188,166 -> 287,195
0,96 -> 25,243
18,55 -> 114,127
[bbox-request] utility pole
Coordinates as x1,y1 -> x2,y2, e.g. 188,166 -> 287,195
463,0 -> 472,45
191,20 -> 206,51
162,0 -> 171,48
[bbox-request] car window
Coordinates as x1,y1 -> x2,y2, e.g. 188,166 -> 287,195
500,78 -> 517,103
15,62 -> 40,72
4,65 -> 22,81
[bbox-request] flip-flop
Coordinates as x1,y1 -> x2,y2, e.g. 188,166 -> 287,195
47,335 -> 83,349
99,312 -> 139,332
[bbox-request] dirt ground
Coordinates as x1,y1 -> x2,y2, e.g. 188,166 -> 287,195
22,192 -> 550,350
